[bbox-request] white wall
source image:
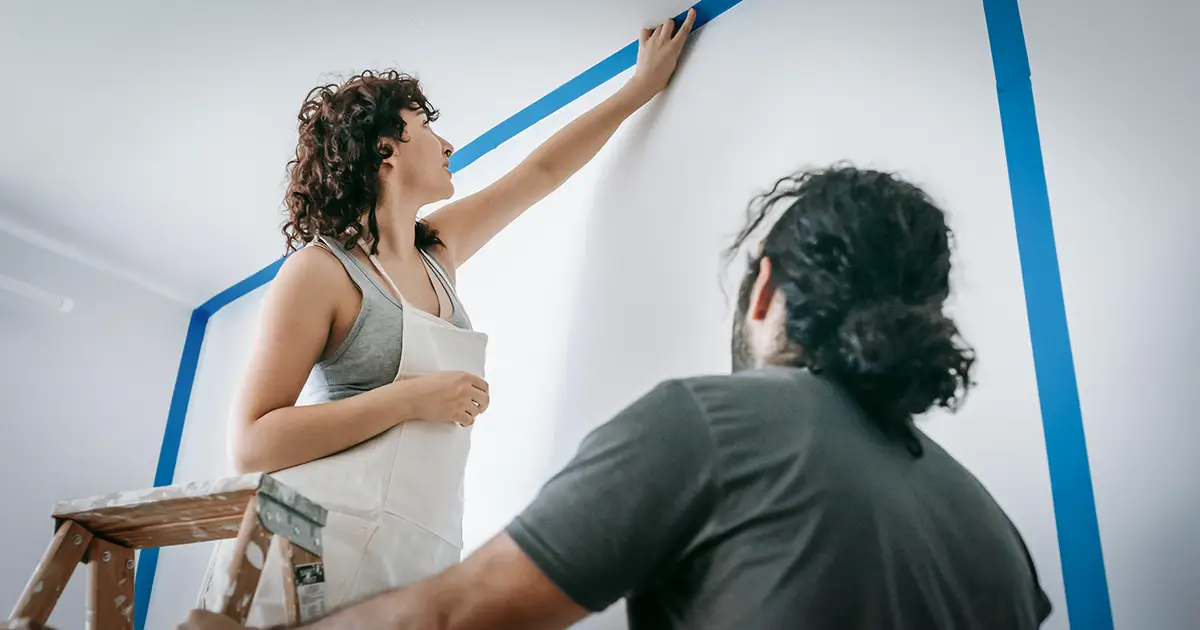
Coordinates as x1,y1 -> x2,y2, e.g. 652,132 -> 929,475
0,228 -> 190,630
451,74 -> 636,556
135,0 -> 1198,628
1023,0 -> 1200,628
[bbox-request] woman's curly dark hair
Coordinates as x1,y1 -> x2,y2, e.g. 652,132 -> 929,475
725,164 -> 976,452
282,69 -> 444,255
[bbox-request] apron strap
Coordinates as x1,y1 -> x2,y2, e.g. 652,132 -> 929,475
358,241 -> 406,307
359,242 -> 451,319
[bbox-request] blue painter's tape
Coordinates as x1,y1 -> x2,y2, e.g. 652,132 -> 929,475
453,0 -> 744,172
198,257 -> 287,316
138,1 -> 750,623
981,0 -> 1113,628
149,308 -> 210,489
135,309 -> 209,630
448,41 -> 637,173
132,548 -> 159,630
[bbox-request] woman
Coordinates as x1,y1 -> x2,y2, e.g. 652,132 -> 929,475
197,9 -> 697,626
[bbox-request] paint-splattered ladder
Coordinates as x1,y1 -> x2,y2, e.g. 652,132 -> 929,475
2,473 -> 328,630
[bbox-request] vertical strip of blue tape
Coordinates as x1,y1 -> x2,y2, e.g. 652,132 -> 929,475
981,0 -> 1113,628
134,308 -> 209,630
136,2 -> 747,625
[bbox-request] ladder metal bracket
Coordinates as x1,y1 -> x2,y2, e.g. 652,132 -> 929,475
256,475 -> 328,557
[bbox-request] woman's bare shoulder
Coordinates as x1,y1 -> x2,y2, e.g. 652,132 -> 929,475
267,244 -> 358,310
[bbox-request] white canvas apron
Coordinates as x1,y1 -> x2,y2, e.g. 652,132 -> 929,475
197,247 -> 487,626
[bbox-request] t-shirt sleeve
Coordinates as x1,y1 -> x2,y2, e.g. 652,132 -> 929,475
505,379 -> 719,613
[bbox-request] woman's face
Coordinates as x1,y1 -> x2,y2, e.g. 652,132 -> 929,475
382,106 -> 456,204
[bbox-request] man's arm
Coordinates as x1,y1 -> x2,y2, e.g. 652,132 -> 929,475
303,535 -> 588,630
176,535 -> 585,630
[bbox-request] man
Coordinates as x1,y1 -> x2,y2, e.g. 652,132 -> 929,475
180,165 -> 1053,630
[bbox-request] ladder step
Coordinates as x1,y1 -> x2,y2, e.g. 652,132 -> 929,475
9,473 -> 328,628
49,473 -> 327,551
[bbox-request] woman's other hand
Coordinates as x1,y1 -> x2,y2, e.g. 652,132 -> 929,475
395,371 -> 491,426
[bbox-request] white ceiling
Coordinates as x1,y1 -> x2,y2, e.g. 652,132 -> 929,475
0,0 -> 693,304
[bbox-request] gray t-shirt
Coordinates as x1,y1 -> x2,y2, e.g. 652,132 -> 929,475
506,366 -> 1053,629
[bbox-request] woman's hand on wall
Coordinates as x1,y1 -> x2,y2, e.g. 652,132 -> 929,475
627,7 -> 697,103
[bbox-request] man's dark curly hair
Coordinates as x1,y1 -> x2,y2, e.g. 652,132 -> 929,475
282,69 -> 444,256
726,164 -> 976,451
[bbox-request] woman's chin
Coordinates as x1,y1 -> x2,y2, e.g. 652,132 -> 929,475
416,179 -> 455,205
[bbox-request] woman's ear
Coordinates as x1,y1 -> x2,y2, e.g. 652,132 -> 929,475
378,137 -> 405,169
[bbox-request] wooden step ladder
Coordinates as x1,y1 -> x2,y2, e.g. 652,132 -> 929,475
4,473 -> 328,630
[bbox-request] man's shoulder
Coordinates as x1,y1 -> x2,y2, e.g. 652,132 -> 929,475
614,368 -> 839,447
671,366 -> 833,407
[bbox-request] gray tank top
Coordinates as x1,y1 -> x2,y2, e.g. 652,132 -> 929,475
298,235 -> 473,405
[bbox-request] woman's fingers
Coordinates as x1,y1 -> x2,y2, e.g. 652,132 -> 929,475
648,8 -> 695,47
471,386 -> 490,413
654,18 -> 674,43
465,373 -> 489,393
674,9 -> 696,44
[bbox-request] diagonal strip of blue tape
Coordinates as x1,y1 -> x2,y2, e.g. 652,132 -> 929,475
198,257 -> 286,316
981,0 -> 1113,628
136,2 -> 748,627
450,0 -> 744,172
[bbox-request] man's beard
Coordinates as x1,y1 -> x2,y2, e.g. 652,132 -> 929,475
730,313 -> 755,372
731,270 -> 756,372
